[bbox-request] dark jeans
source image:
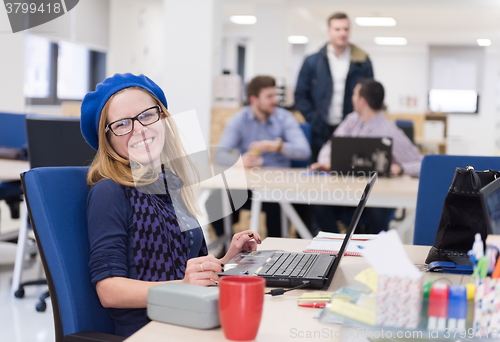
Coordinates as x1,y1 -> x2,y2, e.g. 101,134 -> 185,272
312,205 -> 395,234
207,190 -> 312,238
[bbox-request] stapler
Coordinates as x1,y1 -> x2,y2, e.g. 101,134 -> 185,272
427,261 -> 473,274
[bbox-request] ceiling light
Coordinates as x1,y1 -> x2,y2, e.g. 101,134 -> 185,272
355,17 -> 396,26
374,37 -> 407,45
229,15 -> 257,25
477,39 -> 491,46
288,36 -> 309,44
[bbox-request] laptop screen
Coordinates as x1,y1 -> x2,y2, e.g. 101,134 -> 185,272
480,177 -> 500,235
330,137 -> 392,177
323,172 -> 378,289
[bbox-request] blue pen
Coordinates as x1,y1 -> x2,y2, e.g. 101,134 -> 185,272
447,285 -> 467,330
357,245 -> 365,249
301,171 -> 328,176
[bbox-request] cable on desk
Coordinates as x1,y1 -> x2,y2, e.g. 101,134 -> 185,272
265,281 -> 310,296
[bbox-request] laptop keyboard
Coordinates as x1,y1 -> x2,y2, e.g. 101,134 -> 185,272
257,252 -> 318,278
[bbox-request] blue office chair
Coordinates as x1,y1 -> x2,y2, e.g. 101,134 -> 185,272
21,167 -> 124,342
0,112 -> 27,219
395,120 -> 415,143
414,155 -> 500,246
290,122 -> 311,168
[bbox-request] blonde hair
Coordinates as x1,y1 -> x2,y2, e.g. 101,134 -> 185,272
86,87 -> 201,215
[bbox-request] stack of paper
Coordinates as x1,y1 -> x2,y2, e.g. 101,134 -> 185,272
303,231 -> 378,256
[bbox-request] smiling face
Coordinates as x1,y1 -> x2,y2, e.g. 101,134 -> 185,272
106,88 -> 165,168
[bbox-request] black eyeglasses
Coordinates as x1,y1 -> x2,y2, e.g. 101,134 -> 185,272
105,105 -> 161,136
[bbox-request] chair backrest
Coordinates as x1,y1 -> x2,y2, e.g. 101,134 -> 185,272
0,112 -> 27,149
21,167 -> 114,340
396,120 -> 415,143
414,155 -> 500,246
291,122 -> 311,168
26,115 -> 96,168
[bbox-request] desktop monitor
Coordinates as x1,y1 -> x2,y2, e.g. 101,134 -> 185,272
428,89 -> 479,114
480,177 -> 500,235
26,116 -> 96,168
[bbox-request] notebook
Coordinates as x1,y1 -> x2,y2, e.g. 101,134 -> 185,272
303,232 -> 378,256
330,137 -> 392,177
221,173 -> 377,289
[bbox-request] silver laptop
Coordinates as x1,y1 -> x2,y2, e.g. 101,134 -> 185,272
221,173 -> 377,289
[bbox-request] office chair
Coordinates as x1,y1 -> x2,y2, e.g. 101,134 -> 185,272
13,115 -> 96,312
395,120 -> 415,143
413,155 -> 500,246
392,120 -> 416,223
0,112 -> 27,221
21,167 -> 125,342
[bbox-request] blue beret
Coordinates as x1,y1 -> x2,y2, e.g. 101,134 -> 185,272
80,73 -> 168,150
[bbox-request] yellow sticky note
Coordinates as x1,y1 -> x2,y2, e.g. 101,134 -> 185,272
297,291 -> 333,303
329,297 -> 376,326
354,268 -> 378,292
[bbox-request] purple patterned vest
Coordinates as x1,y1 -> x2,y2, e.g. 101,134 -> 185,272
123,170 -> 207,281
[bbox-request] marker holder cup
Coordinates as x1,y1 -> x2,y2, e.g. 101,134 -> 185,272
474,277 -> 500,337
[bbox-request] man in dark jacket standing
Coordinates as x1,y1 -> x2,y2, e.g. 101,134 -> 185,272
294,12 -> 374,161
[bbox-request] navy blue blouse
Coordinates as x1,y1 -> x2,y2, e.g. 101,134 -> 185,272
87,179 -> 203,337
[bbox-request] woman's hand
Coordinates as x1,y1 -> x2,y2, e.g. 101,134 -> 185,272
183,254 -> 222,286
220,230 -> 262,265
310,162 -> 330,172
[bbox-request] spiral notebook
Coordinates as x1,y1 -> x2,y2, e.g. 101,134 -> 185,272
304,232 -> 377,256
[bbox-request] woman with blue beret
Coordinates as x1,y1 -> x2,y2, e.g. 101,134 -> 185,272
80,73 -> 261,336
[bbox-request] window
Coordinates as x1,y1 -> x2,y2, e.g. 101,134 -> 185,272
24,35 -> 106,105
24,35 -> 51,98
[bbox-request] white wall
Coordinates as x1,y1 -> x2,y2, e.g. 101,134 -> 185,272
0,0 -> 109,114
107,0 -> 165,83
108,0 -> 218,143
446,48 -> 500,156
0,10 -> 25,113
253,2 -> 288,81
162,0 -> 220,145
369,46 -> 429,114
29,0 -> 109,50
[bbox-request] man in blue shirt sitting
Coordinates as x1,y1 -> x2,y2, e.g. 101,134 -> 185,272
209,75 -> 311,237
219,75 -> 311,168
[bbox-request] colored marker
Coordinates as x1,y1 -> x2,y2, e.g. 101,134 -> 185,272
493,259 -> 500,278
472,233 -> 484,259
428,282 -> 449,331
448,285 -> 467,330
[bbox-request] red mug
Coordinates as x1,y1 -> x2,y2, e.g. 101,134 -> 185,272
219,276 -> 265,341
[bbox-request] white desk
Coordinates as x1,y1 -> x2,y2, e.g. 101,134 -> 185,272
246,168 -> 419,239
0,159 -> 29,182
200,168 -> 419,240
125,238 -> 465,342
